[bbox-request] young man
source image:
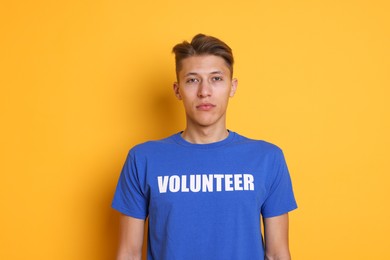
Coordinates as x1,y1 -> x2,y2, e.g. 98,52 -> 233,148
112,34 -> 297,260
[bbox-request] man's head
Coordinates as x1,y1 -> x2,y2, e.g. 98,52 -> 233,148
172,34 -> 234,80
171,34 -> 238,131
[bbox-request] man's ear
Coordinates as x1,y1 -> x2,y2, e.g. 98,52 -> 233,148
173,82 -> 182,100
229,78 -> 238,97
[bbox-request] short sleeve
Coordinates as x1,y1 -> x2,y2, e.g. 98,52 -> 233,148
111,151 -> 149,219
261,149 -> 297,218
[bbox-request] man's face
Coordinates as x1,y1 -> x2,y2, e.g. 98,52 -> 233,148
173,55 -> 238,129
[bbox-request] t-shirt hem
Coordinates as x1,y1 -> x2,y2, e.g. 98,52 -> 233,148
262,205 -> 298,218
111,203 -> 148,220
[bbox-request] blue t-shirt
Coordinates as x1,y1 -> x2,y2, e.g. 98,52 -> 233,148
112,131 -> 297,259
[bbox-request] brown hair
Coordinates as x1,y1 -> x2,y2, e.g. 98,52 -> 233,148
172,34 -> 234,79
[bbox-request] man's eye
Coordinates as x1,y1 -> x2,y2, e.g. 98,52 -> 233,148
213,76 -> 223,81
186,78 -> 199,83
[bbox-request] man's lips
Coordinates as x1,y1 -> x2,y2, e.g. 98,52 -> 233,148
196,103 -> 216,111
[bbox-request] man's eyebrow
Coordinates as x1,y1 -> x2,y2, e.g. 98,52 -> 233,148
184,72 -> 199,77
184,71 -> 224,77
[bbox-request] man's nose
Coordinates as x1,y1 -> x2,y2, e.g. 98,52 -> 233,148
197,80 -> 212,97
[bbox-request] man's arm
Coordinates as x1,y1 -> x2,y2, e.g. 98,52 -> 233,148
116,214 -> 145,260
263,213 -> 291,260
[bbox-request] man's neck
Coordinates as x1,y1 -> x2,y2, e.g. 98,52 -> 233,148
181,125 -> 229,144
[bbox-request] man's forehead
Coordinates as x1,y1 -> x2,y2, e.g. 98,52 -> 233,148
179,55 -> 230,76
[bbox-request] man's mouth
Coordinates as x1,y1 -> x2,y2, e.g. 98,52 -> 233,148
196,103 -> 216,111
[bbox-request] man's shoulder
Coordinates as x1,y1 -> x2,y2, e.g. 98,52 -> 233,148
233,132 -> 283,153
128,133 -> 179,156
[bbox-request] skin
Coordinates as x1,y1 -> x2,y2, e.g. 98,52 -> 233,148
264,214 -> 291,260
116,54 -> 291,260
173,55 -> 237,144
116,215 -> 144,260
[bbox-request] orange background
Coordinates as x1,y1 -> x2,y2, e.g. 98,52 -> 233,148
1,1 -> 389,259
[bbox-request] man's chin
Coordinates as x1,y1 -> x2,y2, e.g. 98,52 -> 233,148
189,118 -> 222,128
